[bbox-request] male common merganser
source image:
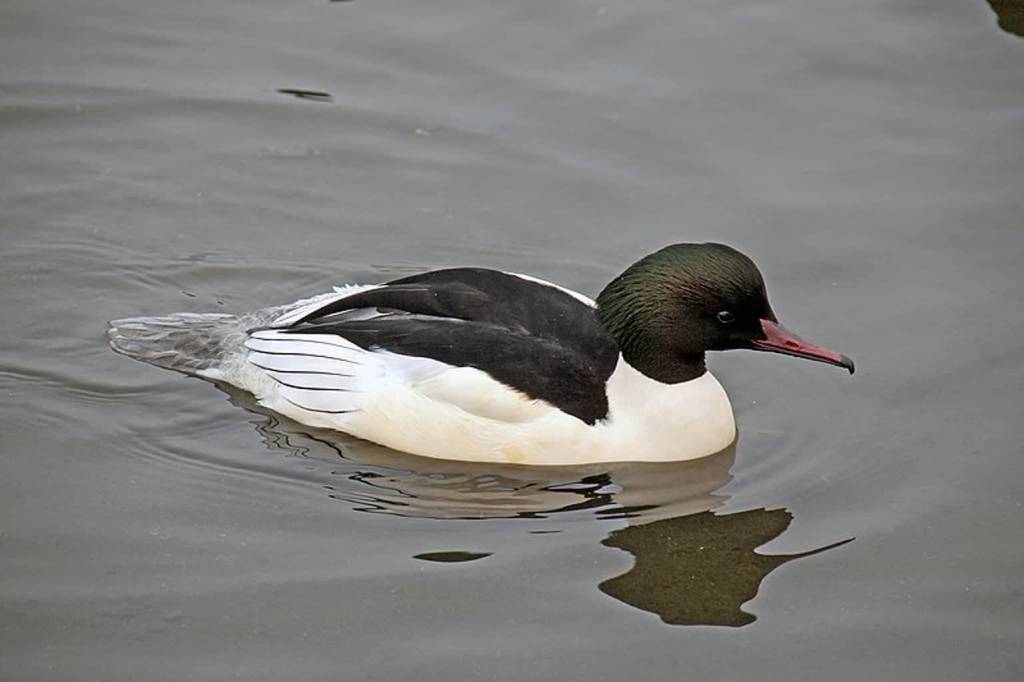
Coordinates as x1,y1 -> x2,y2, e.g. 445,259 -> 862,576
109,243 -> 853,465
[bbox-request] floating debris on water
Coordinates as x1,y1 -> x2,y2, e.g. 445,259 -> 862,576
276,88 -> 333,103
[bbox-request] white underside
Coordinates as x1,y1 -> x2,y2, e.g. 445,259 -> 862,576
202,279 -> 736,466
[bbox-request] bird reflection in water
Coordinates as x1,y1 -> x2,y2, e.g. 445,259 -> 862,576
599,509 -> 852,626
223,385 -> 852,627
987,0 -> 1024,37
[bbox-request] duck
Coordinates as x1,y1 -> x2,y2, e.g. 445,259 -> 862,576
108,243 -> 853,465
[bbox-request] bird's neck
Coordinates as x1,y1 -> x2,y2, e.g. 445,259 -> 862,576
621,348 -> 707,384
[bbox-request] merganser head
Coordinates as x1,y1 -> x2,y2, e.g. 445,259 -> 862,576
596,243 -> 854,383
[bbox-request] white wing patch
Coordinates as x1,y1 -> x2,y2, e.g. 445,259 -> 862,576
243,330 -> 382,418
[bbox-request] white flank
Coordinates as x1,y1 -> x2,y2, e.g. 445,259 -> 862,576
340,354 -> 735,465
232,325 -> 735,464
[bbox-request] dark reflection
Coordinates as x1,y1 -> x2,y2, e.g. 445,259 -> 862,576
600,510 -> 853,626
414,551 -> 491,563
987,0 -> 1024,37
276,88 -> 334,102
220,384 -> 852,626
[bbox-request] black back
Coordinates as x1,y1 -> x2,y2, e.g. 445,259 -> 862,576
283,269 -> 620,424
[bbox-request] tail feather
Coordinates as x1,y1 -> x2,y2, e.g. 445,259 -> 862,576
107,312 -> 244,377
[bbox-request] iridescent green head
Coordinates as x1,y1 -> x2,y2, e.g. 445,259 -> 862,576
597,243 -> 853,383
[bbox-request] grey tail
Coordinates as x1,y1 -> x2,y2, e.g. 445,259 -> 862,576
107,312 -> 246,376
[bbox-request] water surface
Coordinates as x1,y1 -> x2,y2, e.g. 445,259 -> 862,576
2,1 -> 1022,680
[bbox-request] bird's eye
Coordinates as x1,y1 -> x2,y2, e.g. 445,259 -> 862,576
716,310 -> 736,324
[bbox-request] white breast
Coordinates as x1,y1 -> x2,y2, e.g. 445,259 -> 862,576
596,359 -> 737,463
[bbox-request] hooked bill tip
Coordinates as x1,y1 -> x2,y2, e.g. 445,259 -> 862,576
841,356 -> 856,375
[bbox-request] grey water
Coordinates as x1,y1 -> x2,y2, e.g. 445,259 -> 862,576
2,1 -> 1022,680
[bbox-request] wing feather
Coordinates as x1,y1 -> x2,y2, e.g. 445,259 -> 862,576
245,336 -> 362,363
247,351 -> 360,375
247,268 -> 619,424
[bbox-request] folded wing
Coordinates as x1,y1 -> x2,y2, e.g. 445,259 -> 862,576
252,269 -> 619,424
